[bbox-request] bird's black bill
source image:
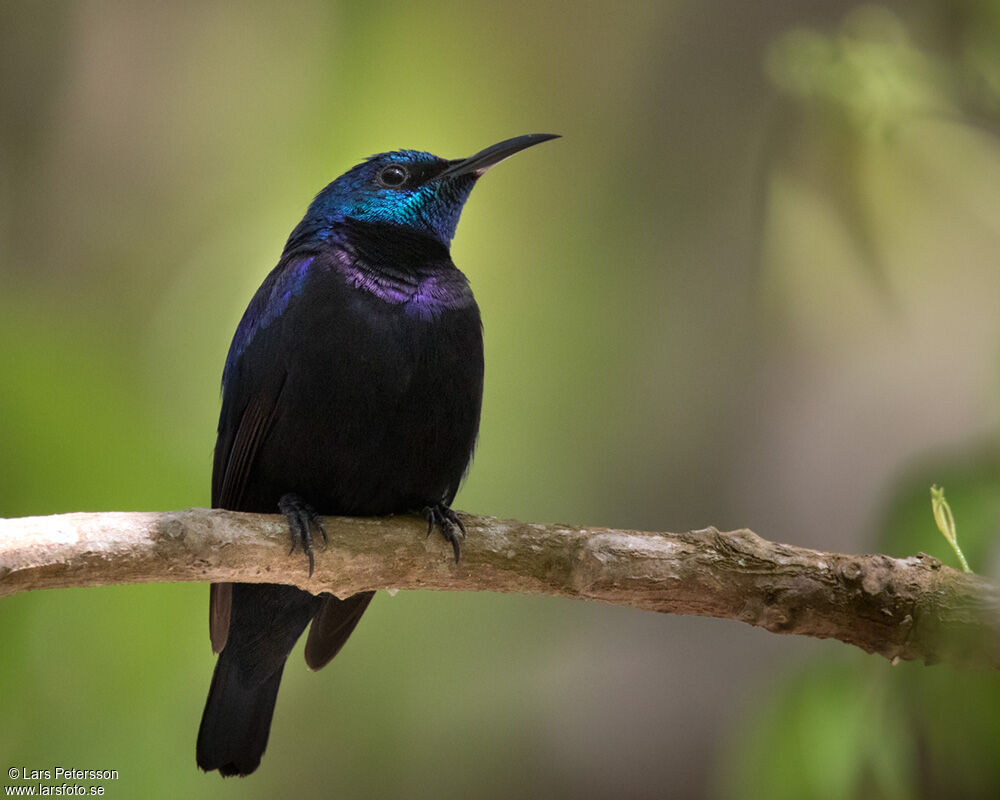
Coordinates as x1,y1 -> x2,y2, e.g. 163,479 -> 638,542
439,133 -> 560,179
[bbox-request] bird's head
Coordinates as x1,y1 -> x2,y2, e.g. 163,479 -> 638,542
307,133 -> 559,246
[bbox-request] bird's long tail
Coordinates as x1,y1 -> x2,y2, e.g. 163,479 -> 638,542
196,583 -> 322,777
196,648 -> 285,777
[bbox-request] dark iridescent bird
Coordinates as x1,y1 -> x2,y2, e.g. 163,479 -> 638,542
196,133 -> 559,776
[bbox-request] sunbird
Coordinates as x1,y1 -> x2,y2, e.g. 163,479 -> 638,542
197,133 -> 559,776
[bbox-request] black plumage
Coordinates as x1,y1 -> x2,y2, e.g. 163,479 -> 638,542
196,134 -> 557,776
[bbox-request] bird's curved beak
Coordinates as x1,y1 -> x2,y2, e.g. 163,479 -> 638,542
439,133 -> 560,179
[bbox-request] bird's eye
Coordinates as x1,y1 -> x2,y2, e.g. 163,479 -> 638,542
377,165 -> 409,188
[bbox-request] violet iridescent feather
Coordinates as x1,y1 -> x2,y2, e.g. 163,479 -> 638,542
223,255 -> 315,386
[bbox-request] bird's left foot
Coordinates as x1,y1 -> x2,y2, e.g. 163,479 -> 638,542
279,493 -> 327,577
423,504 -> 465,563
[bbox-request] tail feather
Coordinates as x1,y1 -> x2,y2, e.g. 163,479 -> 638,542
196,649 -> 286,777
305,591 -> 375,670
197,583 -> 358,776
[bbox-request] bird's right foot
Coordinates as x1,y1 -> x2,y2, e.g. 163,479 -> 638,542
423,503 -> 465,563
278,493 -> 327,577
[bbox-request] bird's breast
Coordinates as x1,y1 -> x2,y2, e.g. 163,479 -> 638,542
238,265 -> 484,514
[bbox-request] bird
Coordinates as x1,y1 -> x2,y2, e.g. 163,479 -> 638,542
196,133 -> 559,776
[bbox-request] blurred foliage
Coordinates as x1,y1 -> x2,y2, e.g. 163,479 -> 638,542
1,1 -> 999,799
768,8 -> 955,137
715,6 -> 1000,798
717,653 -> 1000,800
717,451 -> 1000,800
761,3 -> 1000,302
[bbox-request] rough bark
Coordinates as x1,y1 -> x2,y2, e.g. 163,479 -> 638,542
1,508 -> 997,669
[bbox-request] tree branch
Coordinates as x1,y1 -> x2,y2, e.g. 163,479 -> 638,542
1,508 -> 997,669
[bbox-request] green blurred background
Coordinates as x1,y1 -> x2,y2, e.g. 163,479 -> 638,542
2,1 -> 999,798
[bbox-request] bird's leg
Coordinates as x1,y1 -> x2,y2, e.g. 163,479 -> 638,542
278,493 -> 327,577
422,503 -> 465,563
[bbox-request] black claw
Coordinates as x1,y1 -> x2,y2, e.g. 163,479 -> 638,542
423,504 -> 465,563
279,494 -> 323,577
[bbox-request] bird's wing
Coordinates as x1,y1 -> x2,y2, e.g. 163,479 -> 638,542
209,376 -> 288,653
304,591 -> 376,670
213,387 -> 286,510
207,251 -> 320,652
208,583 -> 232,654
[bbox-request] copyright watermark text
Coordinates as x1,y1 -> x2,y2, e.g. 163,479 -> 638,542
5,767 -> 118,796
